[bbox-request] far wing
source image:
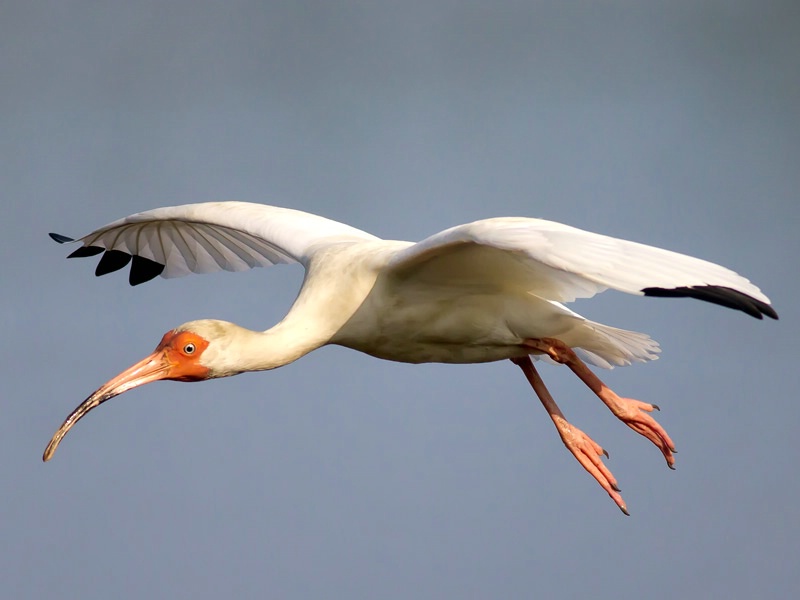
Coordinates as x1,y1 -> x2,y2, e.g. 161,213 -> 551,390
50,202 -> 379,286
386,217 -> 777,319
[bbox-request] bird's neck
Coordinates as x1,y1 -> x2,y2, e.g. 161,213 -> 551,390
202,317 -> 330,377
244,320 -> 330,373
205,247 -> 380,377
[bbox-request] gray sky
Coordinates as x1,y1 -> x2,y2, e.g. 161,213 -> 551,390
3,1 -> 798,598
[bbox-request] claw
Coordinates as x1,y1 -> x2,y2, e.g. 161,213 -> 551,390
602,447 -> 609,459
554,420 -> 626,514
602,395 -> 676,468
651,403 -> 661,411
619,504 -> 630,516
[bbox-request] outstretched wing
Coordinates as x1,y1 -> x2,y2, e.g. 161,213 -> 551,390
50,202 -> 380,286
386,217 -> 777,319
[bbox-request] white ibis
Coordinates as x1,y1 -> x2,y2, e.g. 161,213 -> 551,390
44,202 -> 777,514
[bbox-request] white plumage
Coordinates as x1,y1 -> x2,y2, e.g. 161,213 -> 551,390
75,201 -> 768,300
44,201 -> 777,514
73,202 -> 378,277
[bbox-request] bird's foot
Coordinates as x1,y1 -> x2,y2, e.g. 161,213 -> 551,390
523,338 -> 677,470
552,415 -> 628,515
599,390 -> 676,469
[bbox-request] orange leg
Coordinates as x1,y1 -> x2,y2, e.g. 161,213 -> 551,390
522,337 -> 676,470
511,355 -> 628,515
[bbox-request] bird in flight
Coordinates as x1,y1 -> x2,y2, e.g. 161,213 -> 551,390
43,202 -> 777,514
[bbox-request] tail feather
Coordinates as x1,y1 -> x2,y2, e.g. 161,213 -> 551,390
568,321 -> 661,369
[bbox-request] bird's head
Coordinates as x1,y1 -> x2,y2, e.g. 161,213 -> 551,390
42,319 -> 237,462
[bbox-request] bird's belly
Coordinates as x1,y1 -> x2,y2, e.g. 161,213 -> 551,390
341,337 -> 528,364
331,290 -> 578,364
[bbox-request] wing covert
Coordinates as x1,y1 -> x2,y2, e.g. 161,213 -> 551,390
387,217 -> 776,319
51,202 -> 379,285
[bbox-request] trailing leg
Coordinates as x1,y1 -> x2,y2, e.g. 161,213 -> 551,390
511,355 -> 628,514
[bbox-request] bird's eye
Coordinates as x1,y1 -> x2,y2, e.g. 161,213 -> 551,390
183,343 -> 196,355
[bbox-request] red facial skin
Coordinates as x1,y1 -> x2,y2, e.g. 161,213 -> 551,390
42,330 -> 211,461
152,330 -> 211,382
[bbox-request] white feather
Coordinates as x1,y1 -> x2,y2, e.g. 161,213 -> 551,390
59,202 -> 774,368
77,202 -> 379,279
388,217 -> 770,304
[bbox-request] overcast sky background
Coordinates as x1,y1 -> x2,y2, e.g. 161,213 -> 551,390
2,2 -> 798,598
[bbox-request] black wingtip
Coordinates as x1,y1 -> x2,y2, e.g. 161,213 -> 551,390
49,233 -> 74,244
642,285 -> 778,320
67,246 -> 104,258
95,250 -> 132,277
129,255 -> 165,286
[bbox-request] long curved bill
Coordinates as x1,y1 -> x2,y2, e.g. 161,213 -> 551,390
43,351 -> 172,462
